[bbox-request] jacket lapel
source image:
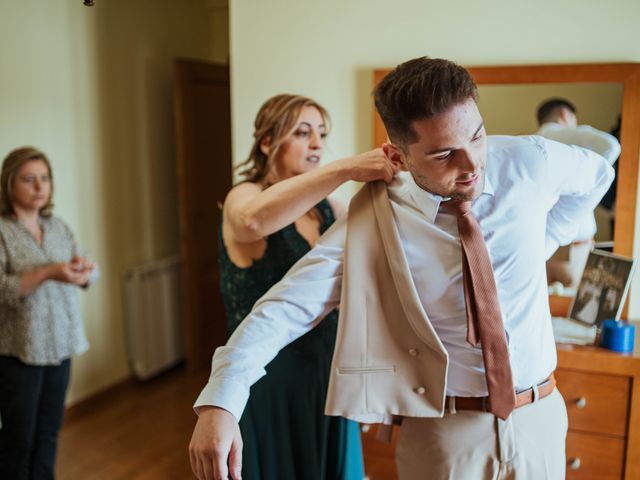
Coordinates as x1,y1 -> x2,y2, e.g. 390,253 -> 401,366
369,181 -> 448,356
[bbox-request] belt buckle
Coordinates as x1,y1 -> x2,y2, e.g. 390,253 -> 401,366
532,383 -> 540,403
448,396 -> 457,414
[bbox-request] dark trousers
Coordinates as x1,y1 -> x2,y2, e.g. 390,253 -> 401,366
0,355 -> 70,480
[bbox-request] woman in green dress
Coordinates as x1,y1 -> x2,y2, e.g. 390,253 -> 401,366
212,94 -> 396,480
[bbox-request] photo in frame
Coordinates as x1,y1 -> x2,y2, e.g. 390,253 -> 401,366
568,249 -> 637,326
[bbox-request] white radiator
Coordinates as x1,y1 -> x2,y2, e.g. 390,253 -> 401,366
123,256 -> 184,380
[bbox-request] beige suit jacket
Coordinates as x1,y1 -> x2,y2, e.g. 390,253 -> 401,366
325,181 -> 450,424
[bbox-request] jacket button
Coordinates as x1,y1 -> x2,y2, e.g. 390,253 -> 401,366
415,387 -> 426,395
409,348 -> 418,356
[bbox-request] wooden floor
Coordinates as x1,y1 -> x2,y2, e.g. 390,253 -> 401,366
56,366 -> 397,479
56,367 -> 209,480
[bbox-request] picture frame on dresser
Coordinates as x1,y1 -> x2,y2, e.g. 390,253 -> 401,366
569,249 -> 636,327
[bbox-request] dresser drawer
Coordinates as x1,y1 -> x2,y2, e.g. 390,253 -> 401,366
566,431 -> 625,480
556,369 -> 630,437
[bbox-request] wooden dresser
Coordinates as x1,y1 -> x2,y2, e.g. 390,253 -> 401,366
361,297 -> 640,480
551,295 -> 640,480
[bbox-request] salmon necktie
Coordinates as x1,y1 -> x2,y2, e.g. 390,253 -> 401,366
444,199 -> 516,420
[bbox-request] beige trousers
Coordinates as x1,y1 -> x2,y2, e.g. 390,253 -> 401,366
395,388 -> 568,480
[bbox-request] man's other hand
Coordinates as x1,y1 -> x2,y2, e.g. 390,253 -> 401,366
189,406 -> 243,480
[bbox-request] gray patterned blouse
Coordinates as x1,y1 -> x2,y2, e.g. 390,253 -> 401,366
0,215 -> 89,365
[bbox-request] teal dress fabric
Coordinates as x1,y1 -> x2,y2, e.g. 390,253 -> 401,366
219,199 -> 364,480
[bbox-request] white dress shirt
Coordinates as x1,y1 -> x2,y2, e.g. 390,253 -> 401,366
195,135 -> 614,421
536,122 -> 620,164
536,122 -> 620,240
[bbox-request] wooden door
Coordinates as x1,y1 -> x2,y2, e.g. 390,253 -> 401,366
174,59 -> 231,372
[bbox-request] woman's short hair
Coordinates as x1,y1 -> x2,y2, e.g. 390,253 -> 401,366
1,146 -> 54,218
236,94 -> 330,185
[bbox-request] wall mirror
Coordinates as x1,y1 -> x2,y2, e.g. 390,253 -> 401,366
373,63 -> 640,259
478,82 -> 622,242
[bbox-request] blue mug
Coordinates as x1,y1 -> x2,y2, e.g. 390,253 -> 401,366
599,319 -> 636,353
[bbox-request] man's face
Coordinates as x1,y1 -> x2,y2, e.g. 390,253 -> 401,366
386,98 -> 487,201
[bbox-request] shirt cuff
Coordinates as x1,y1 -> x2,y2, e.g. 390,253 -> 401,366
193,376 -> 250,422
1,275 -> 23,307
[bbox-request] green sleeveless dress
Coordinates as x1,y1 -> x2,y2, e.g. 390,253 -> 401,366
219,199 -> 364,480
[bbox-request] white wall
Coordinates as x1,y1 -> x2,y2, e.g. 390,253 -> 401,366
230,0 -> 640,315
0,0 -> 222,404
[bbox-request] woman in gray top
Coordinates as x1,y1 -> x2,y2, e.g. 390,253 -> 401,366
0,147 -> 97,480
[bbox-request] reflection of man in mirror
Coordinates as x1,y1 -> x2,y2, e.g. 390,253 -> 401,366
536,98 -> 621,288
535,98 -> 621,164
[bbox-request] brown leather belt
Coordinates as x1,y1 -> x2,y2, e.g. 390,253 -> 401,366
446,374 -> 556,412
375,374 -> 557,443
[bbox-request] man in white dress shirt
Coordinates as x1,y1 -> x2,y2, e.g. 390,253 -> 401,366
189,58 -> 614,480
535,98 -> 621,287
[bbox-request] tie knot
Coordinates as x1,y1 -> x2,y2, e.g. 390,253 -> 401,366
441,199 -> 472,217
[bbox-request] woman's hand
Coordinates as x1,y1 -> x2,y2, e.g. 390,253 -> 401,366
46,262 -> 93,286
19,259 -> 93,295
70,255 -> 97,274
336,147 -> 398,184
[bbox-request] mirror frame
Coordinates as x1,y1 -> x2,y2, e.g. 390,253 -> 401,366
373,63 -> 640,258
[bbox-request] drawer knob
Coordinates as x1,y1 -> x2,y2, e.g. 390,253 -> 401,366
361,424 -> 370,433
575,397 -> 587,409
569,458 -> 581,470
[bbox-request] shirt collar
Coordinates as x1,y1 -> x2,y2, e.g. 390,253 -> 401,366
537,122 -> 562,133
406,172 -> 494,223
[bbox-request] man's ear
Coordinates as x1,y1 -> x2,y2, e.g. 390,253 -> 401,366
561,108 -> 578,127
259,136 -> 272,156
382,142 -> 409,172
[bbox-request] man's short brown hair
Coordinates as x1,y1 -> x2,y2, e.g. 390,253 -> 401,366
374,57 -> 478,148
536,98 -> 576,125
